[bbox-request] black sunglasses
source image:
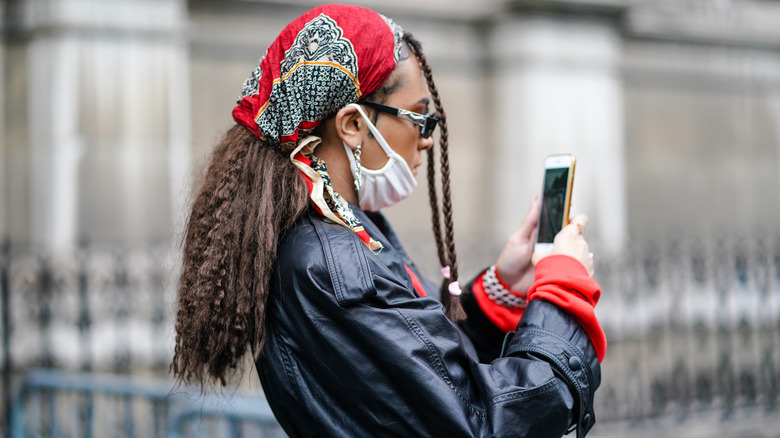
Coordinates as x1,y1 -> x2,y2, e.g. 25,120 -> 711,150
360,101 -> 439,138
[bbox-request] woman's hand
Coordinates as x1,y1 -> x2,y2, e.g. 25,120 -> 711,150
533,214 -> 594,277
495,196 -> 540,293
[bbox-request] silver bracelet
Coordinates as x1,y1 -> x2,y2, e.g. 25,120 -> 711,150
483,265 -> 527,309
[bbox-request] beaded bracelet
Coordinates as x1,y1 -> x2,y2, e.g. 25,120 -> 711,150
482,265 -> 527,309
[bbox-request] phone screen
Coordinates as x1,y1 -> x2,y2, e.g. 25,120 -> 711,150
537,167 -> 570,244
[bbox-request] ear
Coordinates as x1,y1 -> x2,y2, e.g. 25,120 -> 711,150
334,103 -> 366,151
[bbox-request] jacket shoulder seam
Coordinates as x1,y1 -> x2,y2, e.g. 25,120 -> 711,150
276,333 -> 304,400
310,216 -> 374,306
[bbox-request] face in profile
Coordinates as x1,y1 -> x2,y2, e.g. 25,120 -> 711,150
358,58 -> 435,175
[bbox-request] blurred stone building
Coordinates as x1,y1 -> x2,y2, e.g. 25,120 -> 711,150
2,0 -> 780,436
3,0 -> 780,267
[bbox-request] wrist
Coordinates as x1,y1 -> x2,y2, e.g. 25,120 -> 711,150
482,265 -> 527,309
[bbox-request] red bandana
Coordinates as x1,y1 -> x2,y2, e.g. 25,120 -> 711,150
232,4 -> 406,250
233,4 -> 403,149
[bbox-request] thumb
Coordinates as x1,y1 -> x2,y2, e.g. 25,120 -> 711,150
518,195 -> 540,239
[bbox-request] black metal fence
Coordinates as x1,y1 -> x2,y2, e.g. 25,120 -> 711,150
591,236 -> 780,436
0,242 -> 173,373
2,237 -> 780,437
0,242 -> 178,437
12,369 -> 283,438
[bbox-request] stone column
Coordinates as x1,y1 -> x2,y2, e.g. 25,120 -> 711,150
0,1 -> 5,243
5,0 -> 190,252
489,11 -> 627,253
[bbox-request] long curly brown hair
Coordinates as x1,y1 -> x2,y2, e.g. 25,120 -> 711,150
171,33 -> 463,386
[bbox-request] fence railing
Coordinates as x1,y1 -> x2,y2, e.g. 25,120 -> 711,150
591,236 -> 780,434
0,243 -> 175,372
2,237 -> 780,436
12,368 -> 283,438
0,243 -> 180,437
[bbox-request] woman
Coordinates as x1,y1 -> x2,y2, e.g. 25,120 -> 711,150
172,4 -> 606,437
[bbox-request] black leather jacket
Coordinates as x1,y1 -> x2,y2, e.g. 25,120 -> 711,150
257,208 -> 601,437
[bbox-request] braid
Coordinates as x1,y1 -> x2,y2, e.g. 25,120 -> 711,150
405,33 -> 466,321
426,142 -> 447,268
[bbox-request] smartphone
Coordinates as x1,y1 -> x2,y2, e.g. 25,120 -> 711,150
535,154 -> 576,254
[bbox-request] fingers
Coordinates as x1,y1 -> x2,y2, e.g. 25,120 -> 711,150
548,213 -> 595,277
517,195 -> 540,239
568,214 -> 589,235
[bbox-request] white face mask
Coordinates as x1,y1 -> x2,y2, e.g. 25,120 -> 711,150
343,103 -> 418,211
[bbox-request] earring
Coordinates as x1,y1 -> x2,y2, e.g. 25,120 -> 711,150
353,144 -> 362,191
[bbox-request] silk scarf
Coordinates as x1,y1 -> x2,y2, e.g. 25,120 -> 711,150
233,4 -> 407,250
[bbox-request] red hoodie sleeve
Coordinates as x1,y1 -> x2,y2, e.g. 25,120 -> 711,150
528,254 -> 607,362
471,255 -> 607,362
471,270 -> 526,334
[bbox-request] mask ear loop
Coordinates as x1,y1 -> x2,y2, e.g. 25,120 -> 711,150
347,103 -> 397,157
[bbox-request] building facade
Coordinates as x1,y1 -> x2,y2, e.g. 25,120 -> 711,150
3,0 -> 780,436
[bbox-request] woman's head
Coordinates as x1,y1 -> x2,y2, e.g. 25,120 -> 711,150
172,4 -> 463,387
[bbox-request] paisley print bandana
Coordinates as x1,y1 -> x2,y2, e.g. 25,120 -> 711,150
289,136 -> 382,250
233,4 -> 405,250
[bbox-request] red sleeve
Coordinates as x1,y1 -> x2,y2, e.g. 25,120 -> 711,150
528,255 -> 607,362
471,271 -> 526,334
